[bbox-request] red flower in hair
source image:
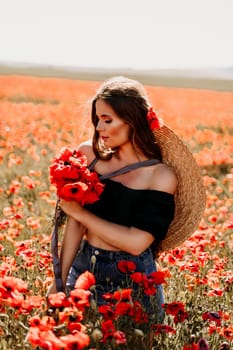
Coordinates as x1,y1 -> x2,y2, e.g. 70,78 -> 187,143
146,107 -> 163,130
49,146 -> 105,205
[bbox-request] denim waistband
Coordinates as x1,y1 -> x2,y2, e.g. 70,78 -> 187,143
80,240 -> 153,261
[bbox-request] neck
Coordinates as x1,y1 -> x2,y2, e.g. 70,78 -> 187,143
113,143 -> 147,165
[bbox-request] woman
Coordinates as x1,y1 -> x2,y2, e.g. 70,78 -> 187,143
48,76 -> 206,322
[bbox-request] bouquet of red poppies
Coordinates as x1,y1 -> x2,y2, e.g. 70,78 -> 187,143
49,146 -> 104,205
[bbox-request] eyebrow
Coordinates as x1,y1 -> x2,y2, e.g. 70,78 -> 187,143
96,114 -> 113,118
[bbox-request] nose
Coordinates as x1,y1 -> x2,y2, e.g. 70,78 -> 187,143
96,119 -> 105,131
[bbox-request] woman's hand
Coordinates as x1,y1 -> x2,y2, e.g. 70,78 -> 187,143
59,199 -> 84,220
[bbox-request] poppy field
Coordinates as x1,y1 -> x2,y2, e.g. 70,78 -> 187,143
0,75 -> 232,350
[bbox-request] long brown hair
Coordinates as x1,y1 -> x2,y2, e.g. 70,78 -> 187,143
91,76 -> 162,161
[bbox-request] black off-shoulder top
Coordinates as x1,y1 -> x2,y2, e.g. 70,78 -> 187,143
84,177 -> 175,242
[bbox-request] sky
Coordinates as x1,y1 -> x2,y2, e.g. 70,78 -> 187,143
0,0 -> 233,70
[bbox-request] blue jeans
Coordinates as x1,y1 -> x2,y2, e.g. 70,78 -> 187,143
67,240 -> 165,322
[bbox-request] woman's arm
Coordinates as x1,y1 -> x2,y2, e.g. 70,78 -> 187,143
60,217 -> 86,285
59,200 -> 154,256
47,216 -> 86,295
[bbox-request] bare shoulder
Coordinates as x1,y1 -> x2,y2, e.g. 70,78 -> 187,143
150,163 -> 177,195
77,140 -> 95,164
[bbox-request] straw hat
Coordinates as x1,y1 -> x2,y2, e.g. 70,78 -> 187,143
153,125 -> 206,252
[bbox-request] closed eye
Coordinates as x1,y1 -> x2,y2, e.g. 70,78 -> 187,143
96,115 -> 112,124
101,115 -> 113,123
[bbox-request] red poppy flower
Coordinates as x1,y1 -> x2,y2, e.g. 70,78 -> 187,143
219,326 -> 233,340
113,330 -> 127,345
117,260 -> 136,273
48,291 -> 70,308
114,302 -> 132,316
20,296 -> 45,313
174,309 -> 189,324
163,301 -> 185,316
130,272 -> 146,284
67,321 -> 85,333
146,107 -> 163,130
74,271 -> 96,290
82,187 -> 103,205
144,285 -> 157,296
26,328 -> 66,349
98,304 -> 115,320
0,276 -> 28,298
202,311 -> 221,326
60,332 -> 90,349
7,291 -> 24,308
148,271 -> 167,285
101,319 -> 116,343
59,181 -> 88,202
29,315 -> 56,331
130,301 -> 149,324
69,288 -> 91,310
59,307 -> 84,324
112,288 -> 132,301
130,271 -> 165,295
28,315 -> 41,328
49,146 -> 104,204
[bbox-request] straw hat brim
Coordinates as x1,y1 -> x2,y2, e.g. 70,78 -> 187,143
153,125 -> 206,252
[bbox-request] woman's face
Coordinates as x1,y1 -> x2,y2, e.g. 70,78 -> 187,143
95,99 -> 131,149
